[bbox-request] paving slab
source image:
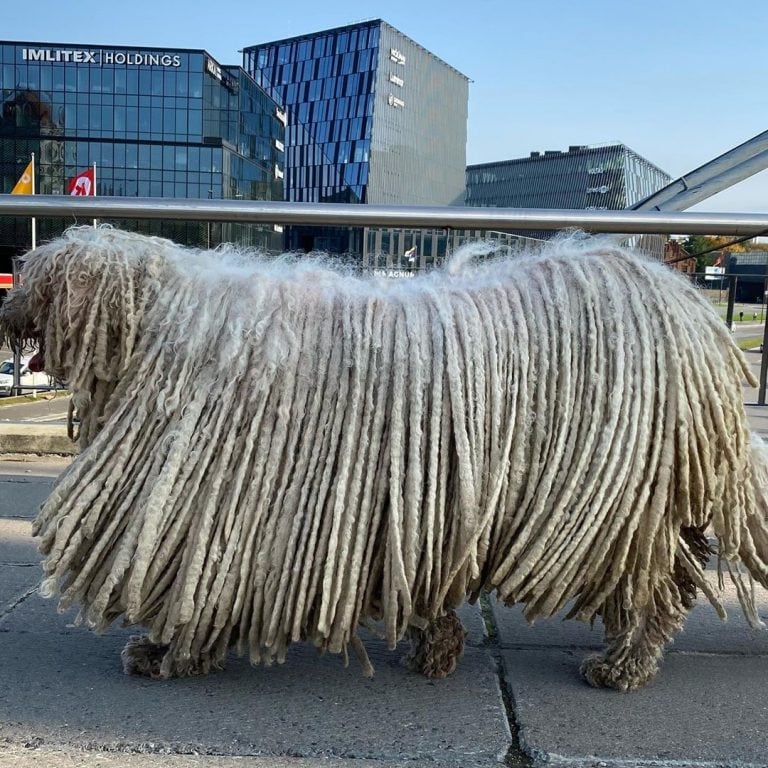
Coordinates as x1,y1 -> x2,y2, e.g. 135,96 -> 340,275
0,473 -> 511,766
0,746 -> 412,768
0,517 -> 40,563
490,576 -> 768,657
0,604 -> 510,766
0,473 -> 57,518
0,564 -> 39,609
502,648 -> 768,767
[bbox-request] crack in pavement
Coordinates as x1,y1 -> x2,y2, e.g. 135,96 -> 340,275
0,584 -> 39,622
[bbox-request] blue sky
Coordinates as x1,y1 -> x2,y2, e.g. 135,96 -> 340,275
4,0 -> 767,211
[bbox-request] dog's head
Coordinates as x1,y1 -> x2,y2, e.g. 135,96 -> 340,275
0,279 -> 38,362
0,226 -> 168,392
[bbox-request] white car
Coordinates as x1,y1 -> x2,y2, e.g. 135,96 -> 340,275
0,357 -> 54,396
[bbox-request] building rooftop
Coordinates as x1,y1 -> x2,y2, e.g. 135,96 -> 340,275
242,19 -> 469,81
467,143 -> 669,179
0,39 -> 212,56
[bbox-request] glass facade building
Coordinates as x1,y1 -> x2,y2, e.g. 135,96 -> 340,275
466,144 -> 671,240
0,40 -> 285,270
244,20 -> 468,252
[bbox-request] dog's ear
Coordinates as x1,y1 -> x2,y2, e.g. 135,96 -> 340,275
23,227 -> 163,389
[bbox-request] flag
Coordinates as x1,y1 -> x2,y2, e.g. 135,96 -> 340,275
69,168 -> 95,196
11,161 -> 33,195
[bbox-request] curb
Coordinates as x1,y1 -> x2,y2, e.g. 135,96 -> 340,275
0,424 -> 78,456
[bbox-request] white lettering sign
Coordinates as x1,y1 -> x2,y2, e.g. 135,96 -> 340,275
21,48 -> 181,67
705,266 -> 725,281
205,56 -> 222,80
374,269 -> 414,279
389,73 -> 404,87
389,48 -> 406,65
387,93 -> 405,108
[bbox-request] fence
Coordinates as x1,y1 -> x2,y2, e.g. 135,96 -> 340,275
2,196 -> 768,402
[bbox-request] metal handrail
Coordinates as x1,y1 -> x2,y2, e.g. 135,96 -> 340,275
1,195 -> 768,235
4,194 -> 768,404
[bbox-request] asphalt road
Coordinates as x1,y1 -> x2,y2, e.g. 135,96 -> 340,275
0,393 -> 70,424
733,321 -> 766,344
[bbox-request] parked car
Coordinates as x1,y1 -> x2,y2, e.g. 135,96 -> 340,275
0,357 -> 54,396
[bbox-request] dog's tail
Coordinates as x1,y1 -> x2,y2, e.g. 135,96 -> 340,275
741,434 -> 768,583
710,433 -> 768,628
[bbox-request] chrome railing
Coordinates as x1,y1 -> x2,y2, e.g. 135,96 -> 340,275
1,195 -> 768,235
2,195 -> 768,404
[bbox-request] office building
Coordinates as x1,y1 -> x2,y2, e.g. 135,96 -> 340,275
0,40 -> 286,270
466,144 -> 671,240
244,20 -> 468,252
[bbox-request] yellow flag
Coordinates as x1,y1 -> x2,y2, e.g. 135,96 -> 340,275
11,161 -> 33,195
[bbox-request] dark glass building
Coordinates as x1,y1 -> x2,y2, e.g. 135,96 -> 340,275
0,40 -> 286,270
729,252 -> 768,303
466,144 -> 671,240
244,20 -> 468,252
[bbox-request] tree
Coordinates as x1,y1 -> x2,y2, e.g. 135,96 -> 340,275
683,235 -> 719,273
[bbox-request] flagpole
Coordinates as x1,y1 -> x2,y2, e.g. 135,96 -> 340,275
11,154 -> 34,396
93,162 -> 97,229
31,152 -> 36,250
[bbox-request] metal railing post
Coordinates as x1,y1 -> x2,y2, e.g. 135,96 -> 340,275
725,256 -> 737,330
759,322 -> 768,407
760,278 -> 768,406
10,256 -> 21,397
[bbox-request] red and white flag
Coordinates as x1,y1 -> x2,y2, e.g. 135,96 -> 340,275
69,168 -> 95,196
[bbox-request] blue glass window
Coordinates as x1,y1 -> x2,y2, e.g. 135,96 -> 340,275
150,70 -> 163,96
336,32 -> 349,54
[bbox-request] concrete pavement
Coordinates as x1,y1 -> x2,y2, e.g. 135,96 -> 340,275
3,356 -> 768,766
0,465 -> 517,768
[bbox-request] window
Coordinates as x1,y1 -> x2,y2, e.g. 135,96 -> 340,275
150,70 -> 163,96
336,32 -> 349,54
189,72 -> 203,98
114,69 -> 127,94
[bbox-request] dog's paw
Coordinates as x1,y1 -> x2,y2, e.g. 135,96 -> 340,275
121,635 -> 169,679
580,653 -> 658,692
406,611 -> 466,679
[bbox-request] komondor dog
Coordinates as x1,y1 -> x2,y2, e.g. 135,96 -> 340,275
2,225 -> 768,692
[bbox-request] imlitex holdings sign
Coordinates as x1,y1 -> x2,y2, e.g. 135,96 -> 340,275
21,48 -> 181,67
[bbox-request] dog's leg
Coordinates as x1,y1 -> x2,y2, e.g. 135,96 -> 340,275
121,635 -> 228,679
581,527 -> 709,692
121,635 -> 170,679
405,610 -> 466,678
